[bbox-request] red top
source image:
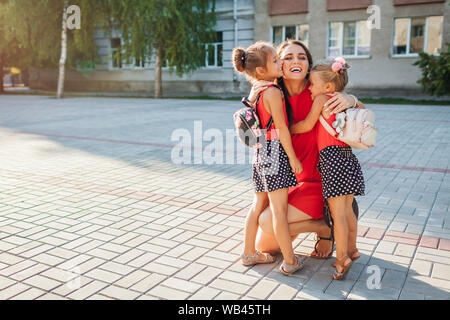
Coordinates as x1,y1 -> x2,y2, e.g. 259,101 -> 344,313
286,83 -> 324,220
256,87 -> 289,140
317,97 -> 349,152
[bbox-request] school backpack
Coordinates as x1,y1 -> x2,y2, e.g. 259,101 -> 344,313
233,85 -> 280,149
319,107 -> 378,150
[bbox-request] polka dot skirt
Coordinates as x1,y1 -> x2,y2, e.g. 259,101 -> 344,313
317,146 -> 365,199
252,139 -> 298,193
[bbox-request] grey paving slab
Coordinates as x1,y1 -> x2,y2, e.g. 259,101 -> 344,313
0,95 -> 449,300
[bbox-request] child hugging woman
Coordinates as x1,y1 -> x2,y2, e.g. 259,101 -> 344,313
232,41 -> 304,276
307,57 -> 365,280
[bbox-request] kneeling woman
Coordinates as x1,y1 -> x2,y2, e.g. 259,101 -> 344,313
254,40 -> 364,258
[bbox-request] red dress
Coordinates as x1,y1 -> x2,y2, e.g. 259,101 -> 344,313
317,95 -> 349,152
287,83 -> 324,220
256,87 -> 289,140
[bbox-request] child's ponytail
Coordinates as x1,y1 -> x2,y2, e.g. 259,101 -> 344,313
231,41 -> 274,80
312,57 -> 350,92
232,48 -> 247,73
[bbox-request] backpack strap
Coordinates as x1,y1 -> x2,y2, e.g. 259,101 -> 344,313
254,84 -> 282,130
319,115 -> 339,139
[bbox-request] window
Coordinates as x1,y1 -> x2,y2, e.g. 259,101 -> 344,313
327,21 -> 371,58
203,32 -> 223,68
133,57 -> 146,68
273,26 -> 283,45
110,38 -> 122,69
298,25 -> 309,47
393,16 -> 443,56
272,24 -> 309,47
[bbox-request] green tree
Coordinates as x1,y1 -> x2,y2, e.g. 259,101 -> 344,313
413,44 -> 450,97
100,0 -> 217,98
0,0 -> 105,97
0,0 -> 19,93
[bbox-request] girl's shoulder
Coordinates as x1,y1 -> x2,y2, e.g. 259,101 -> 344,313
262,86 -> 283,103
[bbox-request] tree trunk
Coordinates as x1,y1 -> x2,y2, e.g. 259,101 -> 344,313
22,68 -> 29,87
0,55 -> 4,93
154,45 -> 162,99
57,1 -> 69,99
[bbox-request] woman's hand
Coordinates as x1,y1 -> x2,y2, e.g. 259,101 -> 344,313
323,92 -> 357,114
248,80 -> 275,104
289,157 -> 303,175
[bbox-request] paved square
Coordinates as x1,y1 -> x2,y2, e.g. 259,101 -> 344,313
0,95 -> 449,300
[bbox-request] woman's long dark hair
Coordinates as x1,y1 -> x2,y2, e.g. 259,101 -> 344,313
275,40 -> 314,126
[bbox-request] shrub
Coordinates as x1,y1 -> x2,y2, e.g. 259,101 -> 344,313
413,43 -> 450,97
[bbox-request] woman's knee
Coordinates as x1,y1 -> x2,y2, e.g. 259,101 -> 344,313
258,208 -> 274,234
270,202 -> 288,217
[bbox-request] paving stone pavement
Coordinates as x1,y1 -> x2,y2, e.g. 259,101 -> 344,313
0,95 -> 449,300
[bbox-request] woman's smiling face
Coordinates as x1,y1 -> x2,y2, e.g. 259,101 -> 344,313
280,44 -> 310,81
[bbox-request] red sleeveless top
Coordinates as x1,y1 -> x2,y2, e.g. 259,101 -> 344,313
317,94 -> 349,152
286,83 -> 324,220
255,87 -> 289,140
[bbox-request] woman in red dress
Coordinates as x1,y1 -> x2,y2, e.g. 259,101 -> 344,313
254,40 -> 364,258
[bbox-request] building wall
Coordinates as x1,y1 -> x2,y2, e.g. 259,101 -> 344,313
30,0 -> 255,95
255,0 -> 448,97
30,0 -> 449,97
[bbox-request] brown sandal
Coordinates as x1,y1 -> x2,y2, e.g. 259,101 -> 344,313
333,256 -> 353,280
332,249 -> 360,267
349,249 -> 360,262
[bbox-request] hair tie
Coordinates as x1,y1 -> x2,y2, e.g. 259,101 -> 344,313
241,53 -> 246,68
332,57 -> 347,73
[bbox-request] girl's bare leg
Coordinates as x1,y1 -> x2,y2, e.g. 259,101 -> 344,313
345,194 -> 359,259
267,188 -> 296,265
243,192 -> 269,258
328,195 -> 351,262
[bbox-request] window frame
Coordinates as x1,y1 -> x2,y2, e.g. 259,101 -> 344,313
110,38 -> 123,70
391,15 -> 443,58
203,32 -> 223,69
271,24 -> 309,47
326,20 -> 371,59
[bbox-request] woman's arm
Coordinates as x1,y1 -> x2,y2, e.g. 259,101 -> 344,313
264,88 -> 302,174
356,99 -> 366,109
324,92 -> 365,114
248,80 -> 276,104
290,95 -> 329,134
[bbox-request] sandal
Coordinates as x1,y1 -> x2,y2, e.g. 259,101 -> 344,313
280,254 -> 304,276
349,249 -> 360,262
332,256 -> 353,280
310,234 -> 334,259
332,249 -> 360,267
241,250 -> 275,266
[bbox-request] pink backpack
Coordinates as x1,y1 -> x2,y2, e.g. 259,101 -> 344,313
319,108 -> 378,150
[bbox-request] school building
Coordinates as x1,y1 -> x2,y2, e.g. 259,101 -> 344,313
29,0 -> 450,97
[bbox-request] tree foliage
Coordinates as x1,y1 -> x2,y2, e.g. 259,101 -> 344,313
1,0 -> 217,96
99,0 -> 217,96
413,43 -> 450,97
0,0 -> 106,91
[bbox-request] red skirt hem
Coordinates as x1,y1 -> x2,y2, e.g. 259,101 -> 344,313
288,181 -> 324,220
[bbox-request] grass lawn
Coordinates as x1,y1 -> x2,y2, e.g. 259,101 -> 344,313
1,90 -> 449,105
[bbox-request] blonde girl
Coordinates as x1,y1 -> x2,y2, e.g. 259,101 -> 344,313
309,57 -> 365,280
